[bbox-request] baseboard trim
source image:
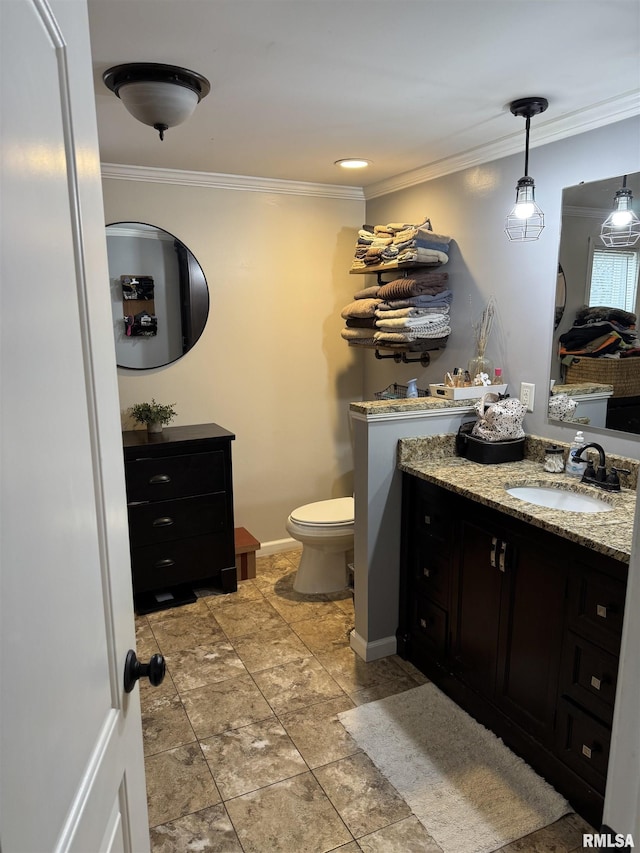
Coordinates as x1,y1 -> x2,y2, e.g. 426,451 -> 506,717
350,630 -> 397,661
258,538 -> 301,557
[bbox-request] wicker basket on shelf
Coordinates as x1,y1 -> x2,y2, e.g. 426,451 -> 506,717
565,357 -> 640,398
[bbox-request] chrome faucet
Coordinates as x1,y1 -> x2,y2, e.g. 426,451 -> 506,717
574,443 -> 630,492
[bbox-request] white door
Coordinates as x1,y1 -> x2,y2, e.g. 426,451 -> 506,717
0,1 -> 150,851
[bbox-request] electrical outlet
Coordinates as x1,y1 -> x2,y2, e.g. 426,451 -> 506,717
520,382 -> 535,412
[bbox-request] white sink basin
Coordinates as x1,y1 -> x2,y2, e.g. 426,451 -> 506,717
506,485 -> 613,513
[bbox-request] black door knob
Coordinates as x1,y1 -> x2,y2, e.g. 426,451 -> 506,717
123,649 -> 166,694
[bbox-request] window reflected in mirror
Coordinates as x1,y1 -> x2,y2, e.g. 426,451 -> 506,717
107,222 -> 209,370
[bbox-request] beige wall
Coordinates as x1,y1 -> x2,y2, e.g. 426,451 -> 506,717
102,177 -> 364,544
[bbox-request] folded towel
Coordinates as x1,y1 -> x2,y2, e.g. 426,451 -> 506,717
340,298 -> 382,319
346,317 -> 377,328
377,275 -> 449,301
375,314 -> 448,329
341,327 -> 376,341
376,306 -> 450,318
375,336 -> 449,352
381,245 -> 399,260
374,225 -> 394,235
374,326 -> 451,343
397,247 -> 449,265
353,284 -> 381,300
376,292 -> 454,309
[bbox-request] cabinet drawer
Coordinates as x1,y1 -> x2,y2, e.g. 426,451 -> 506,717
128,493 -> 228,547
414,597 -> 448,654
413,551 -> 450,607
560,632 -> 619,725
131,533 -> 234,593
125,450 -> 226,503
568,568 -> 626,654
555,699 -> 611,793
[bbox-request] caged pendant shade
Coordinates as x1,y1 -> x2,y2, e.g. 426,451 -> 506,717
504,97 -> 548,242
600,176 -> 640,247
103,63 -> 211,141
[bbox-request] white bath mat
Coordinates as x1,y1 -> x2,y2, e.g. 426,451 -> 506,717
338,682 -> 571,853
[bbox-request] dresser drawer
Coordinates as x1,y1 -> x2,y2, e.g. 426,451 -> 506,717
568,568 -> 626,654
131,533 -> 234,593
125,450 -> 226,502
556,699 -> 611,793
128,493 -> 228,547
560,631 -> 619,725
414,597 -> 448,654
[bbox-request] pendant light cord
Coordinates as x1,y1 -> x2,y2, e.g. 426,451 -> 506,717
523,116 -> 531,178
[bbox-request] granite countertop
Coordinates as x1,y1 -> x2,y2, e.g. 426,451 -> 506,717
552,382 -> 614,396
398,434 -> 637,563
350,397 -> 476,416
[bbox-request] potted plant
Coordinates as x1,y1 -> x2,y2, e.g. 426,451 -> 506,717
129,399 -> 177,434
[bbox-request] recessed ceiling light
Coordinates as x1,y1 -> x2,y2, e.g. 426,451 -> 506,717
334,158 -> 371,169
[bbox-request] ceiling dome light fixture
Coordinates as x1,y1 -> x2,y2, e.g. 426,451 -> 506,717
600,175 -> 640,247
334,158 -> 371,169
504,96 -> 548,242
103,63 -> 211,141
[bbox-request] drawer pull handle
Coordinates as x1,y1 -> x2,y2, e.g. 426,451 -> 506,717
423,567 -> 431,578
152,517 -> 174,528
596,604 -> 607,619
149,474 -> 171,485
424,515 -> 432,526
154,558 -> 175,569
498,541 -> 507,573
420,618 -> 427,629
490,537 -> 498,568
582,744 -> 592,759
590,676 -> 602,691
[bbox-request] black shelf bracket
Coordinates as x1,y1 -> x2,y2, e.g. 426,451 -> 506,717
375,349 -> 431,367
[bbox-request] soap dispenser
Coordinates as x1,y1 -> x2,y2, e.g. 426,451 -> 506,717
565,430 -> 587,477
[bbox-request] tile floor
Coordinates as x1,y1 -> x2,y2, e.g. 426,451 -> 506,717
137,549 -> 592,853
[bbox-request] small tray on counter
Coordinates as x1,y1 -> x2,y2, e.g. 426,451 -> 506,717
429,383 -> 508,400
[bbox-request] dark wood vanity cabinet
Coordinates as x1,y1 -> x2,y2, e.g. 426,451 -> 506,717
399,473 -> 627,827
123,423 -> 237,612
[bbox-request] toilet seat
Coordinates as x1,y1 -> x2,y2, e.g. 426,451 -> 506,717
290,496 -> 354,527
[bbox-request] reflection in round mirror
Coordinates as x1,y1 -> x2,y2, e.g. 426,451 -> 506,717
554,264 -> 566,329
107,222 -> 209,370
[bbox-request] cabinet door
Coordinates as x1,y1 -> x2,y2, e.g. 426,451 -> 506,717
454,519 -> 504,696
495,535 -> 566,744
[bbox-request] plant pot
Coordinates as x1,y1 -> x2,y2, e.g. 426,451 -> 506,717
147,421 -> 163,435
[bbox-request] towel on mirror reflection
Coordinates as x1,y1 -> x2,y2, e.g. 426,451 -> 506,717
375,306 -> 450,319
376,291 -> 453,310
575,306 -> 636,327
341,328 -> 376,342
352,285 -> 381,300
340,298 -> 382,319
346,317 -> 377,328
377,274 -> 448,301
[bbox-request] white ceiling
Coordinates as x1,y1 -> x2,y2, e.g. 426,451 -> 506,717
88,0 -> 640,196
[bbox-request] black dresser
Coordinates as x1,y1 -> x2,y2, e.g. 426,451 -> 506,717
123,423 -> 237,613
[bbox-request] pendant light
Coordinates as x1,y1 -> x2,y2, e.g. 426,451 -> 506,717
600,176 -> 640,247
103,63 -> 210,141
504,97 -> 548,242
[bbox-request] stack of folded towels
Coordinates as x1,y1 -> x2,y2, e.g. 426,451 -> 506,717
340,272 -> 452,350
351,218 -> 452,271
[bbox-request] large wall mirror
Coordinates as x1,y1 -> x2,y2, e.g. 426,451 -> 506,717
107,222 -> 209,370
549,172 -> 640,437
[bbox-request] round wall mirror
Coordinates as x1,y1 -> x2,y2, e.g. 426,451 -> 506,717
107,222 -> 209,369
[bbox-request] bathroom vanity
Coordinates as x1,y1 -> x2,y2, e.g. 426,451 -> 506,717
123,422 -> 236,612
397,436 -> 636,827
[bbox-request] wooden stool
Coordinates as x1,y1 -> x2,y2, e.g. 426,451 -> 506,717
234,527 -> 260,581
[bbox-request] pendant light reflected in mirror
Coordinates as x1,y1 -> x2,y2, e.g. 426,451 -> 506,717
600,175 -> 640,247
504,97 -> 548,242
103,63 -> 211,141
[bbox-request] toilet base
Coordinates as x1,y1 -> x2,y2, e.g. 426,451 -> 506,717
293,543 -> 350,594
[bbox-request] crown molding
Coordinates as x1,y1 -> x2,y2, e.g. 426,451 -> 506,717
363,91 -> 640,199
100,162 -> 365,201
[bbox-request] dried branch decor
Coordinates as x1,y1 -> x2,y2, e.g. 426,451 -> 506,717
472,296 -> 496,358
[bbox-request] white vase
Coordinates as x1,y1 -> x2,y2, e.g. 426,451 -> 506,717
147,421 -> 163,434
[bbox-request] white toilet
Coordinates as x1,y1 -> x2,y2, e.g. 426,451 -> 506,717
286,496 -> 354,594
